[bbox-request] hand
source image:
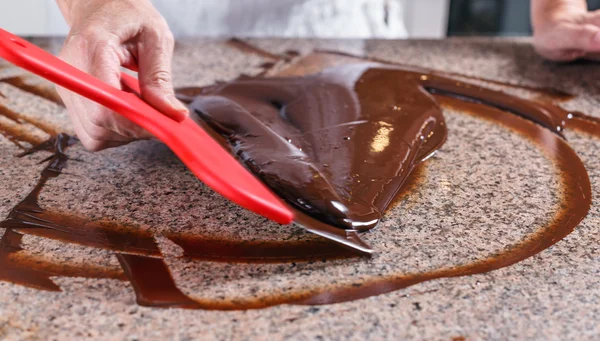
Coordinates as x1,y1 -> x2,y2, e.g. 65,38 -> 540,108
56,0 -> 188,151
532,0 -> 600,61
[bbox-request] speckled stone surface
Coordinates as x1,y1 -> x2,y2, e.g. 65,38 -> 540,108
0,37 -> 599,341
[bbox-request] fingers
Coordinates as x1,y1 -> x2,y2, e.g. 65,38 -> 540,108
583,9 -> 600,27
55,0 -> 183,151
82,34 -> 152,139
137,20 -> 189,122
57,86 -> 131,151
58,29 -> 152,151
534,22 -> 600,61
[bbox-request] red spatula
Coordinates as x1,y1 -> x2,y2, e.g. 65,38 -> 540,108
0,29 -> 374,254
0,28 -> 294,225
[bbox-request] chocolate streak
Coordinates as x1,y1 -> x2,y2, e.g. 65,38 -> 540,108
1,75 -> 64,106
297,95 -> 590,305
0,50 -> 596,310
0,134 -> 356,308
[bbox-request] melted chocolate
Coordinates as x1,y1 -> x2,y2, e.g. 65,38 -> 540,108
296,95 -> 591,305
0,103 -> 46,148
0,49 -> 597,310
0,132 -> 356,306
227,38 -> 289,61
188,60 -> 571,233
191,65 -> 446,230
565,111 -> 600,136
315,49 -> 576,102
1,75 -> 64,106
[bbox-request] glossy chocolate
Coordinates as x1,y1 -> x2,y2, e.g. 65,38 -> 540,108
0,49 -> 597,310
188,59 -> 572,233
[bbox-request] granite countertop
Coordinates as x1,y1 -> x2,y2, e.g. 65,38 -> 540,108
0,37 -> 599,341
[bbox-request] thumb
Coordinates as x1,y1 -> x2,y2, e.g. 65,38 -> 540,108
535,23 -> 600,61
137,29 -> 188,122
584,9 -> 600,27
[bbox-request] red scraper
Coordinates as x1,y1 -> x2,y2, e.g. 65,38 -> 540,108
0,28 -> 373,254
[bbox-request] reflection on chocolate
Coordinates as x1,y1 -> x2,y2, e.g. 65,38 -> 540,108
565,111 -> 600,136
191,65 -> 447,231
0,50 -> 597,310
188,61 -> 571,233
296,96 -> 591,305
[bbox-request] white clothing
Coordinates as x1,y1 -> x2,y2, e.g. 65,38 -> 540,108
150,0 -> 408,38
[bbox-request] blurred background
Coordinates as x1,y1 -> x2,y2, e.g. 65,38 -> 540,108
2,0 -> 600,38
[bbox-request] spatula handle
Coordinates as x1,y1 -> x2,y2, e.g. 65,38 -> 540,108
0,30 -> 157,118
0,29 -> 294,225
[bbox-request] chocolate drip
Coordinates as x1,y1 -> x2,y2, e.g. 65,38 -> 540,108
1,75 -> 64,106
0,103 -> 46,148
168,234 -> 359,263
0,132 -> 207,306
117,254 -> 201,308
227,38 -> 294,61
0,228 -> 60,291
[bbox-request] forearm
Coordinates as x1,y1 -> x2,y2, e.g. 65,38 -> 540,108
55,0 -> 96,25
56,0 -> 151,26
532,0 -> 587,29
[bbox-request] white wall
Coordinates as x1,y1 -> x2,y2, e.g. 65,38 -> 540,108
0,0 -> 69,36
0,0 -> 449,38
404,0 -> 450,38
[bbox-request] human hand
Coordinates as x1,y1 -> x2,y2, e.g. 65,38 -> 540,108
532,0 -> 600,61
56,0 -> 188,151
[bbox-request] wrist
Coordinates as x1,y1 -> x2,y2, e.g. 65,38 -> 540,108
57,0 -> 151,26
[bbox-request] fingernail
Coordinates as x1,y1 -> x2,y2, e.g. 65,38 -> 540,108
169,95 -> 187,111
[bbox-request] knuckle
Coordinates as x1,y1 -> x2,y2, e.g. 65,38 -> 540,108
154,15 -> 171,32
91,38 -> 120,58
163,31 -> 175,48
147,70 -> 172,88
67,28 -> 120,58
145,19 -> 175,46
162,26 -> 175,43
